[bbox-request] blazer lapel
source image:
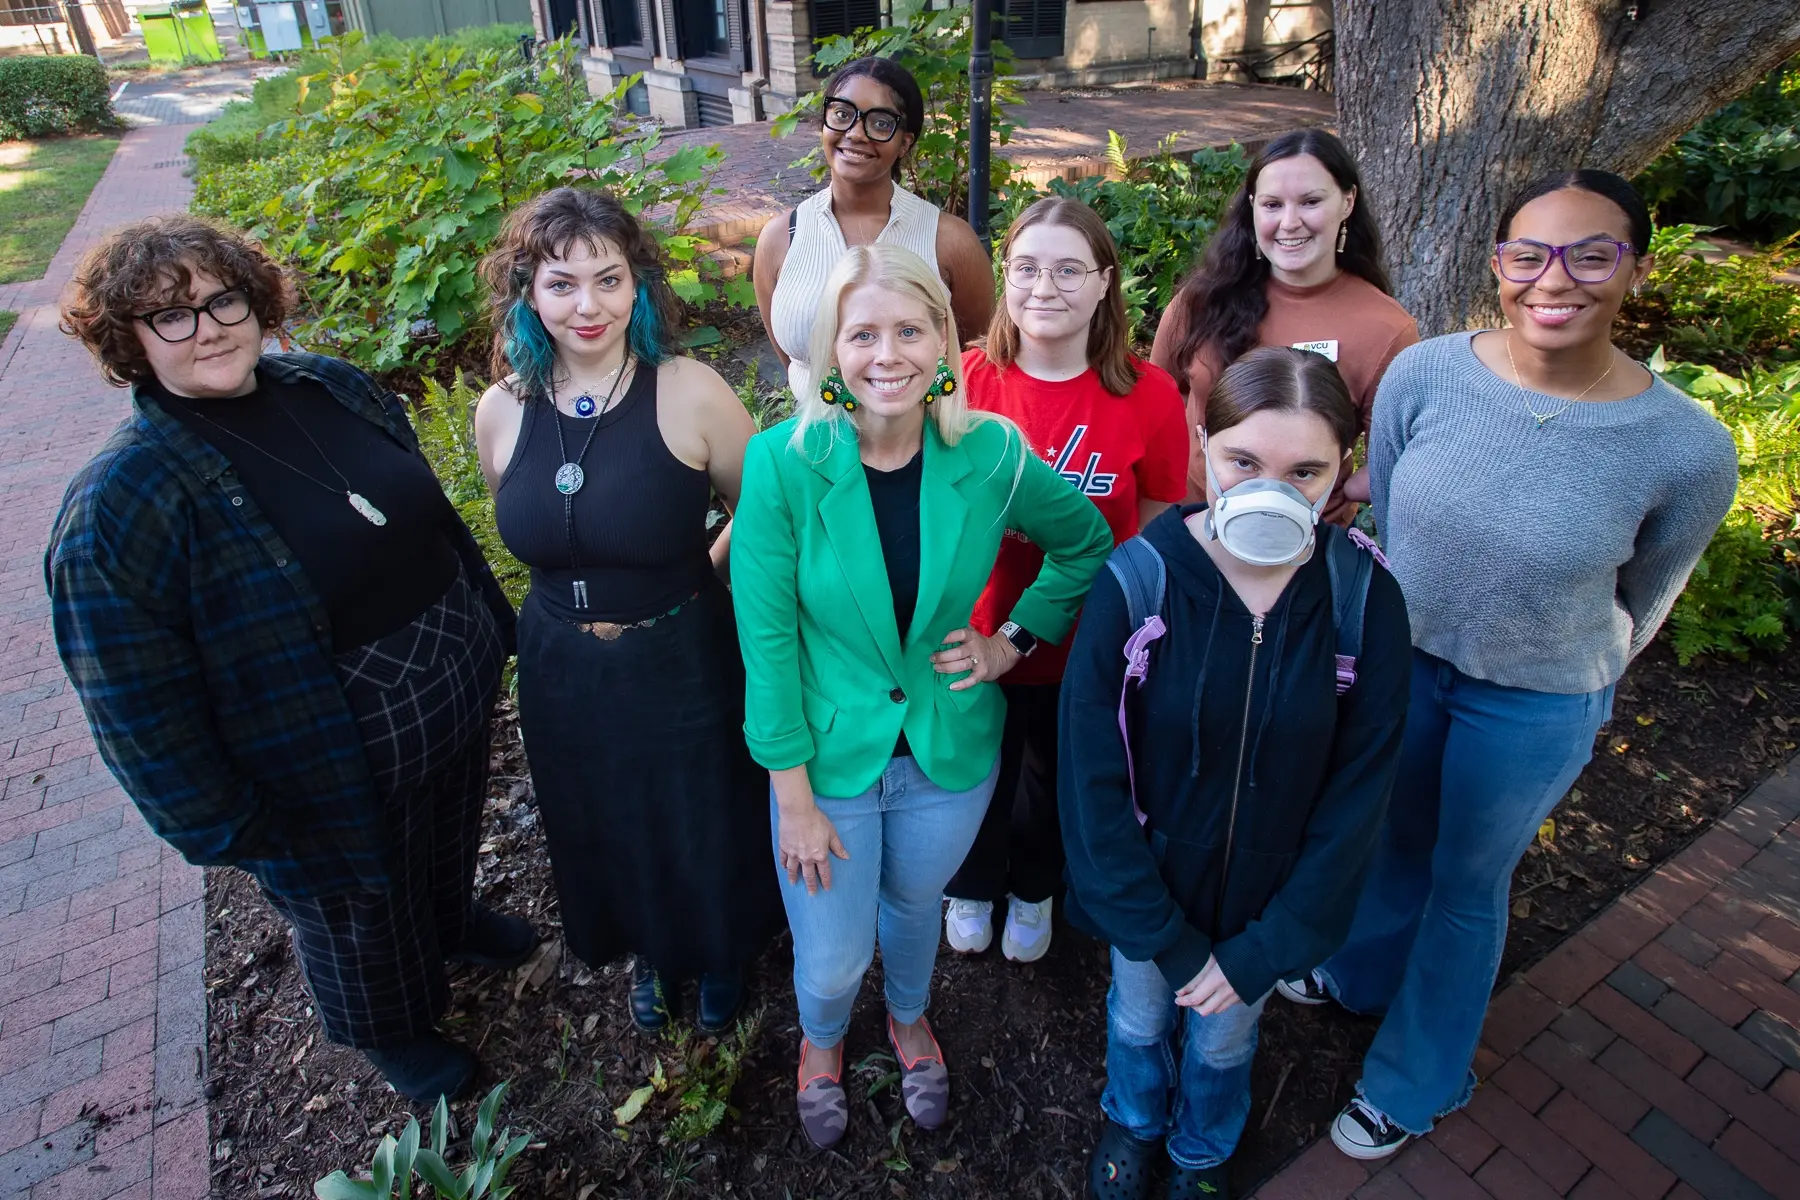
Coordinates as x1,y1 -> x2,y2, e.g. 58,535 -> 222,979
811,429 -> 908,681
907,423 -> 973,647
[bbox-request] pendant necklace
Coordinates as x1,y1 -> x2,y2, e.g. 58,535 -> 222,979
569,356 -> 629,417
181,397 -> 390,526
551,356 -> 632,497
1506,332 -> 1615,428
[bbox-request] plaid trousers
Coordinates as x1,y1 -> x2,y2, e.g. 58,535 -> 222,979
259,568 -> 503,1049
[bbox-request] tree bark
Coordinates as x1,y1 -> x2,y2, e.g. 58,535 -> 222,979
1334,1 -> 1800,334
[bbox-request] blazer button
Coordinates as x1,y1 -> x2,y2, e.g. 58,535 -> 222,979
889,687 -> 906,703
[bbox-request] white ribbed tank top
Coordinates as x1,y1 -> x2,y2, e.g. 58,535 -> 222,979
768,184 -> 941,400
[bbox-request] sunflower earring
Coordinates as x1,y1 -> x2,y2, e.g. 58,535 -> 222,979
819,367 -> 857,412
924,358 -> 956,404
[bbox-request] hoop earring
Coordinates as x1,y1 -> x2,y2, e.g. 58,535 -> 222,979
819,367 -> 857,412
925,358 -> 956,404
1336,223 -> 1348,254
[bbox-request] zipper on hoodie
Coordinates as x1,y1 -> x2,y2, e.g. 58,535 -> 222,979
1216,613 -> 1263,922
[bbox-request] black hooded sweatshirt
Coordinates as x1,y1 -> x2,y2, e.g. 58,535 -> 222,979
1059,503 -> 1411,1002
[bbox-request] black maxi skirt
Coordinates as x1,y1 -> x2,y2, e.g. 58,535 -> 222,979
516,575 -> 781,977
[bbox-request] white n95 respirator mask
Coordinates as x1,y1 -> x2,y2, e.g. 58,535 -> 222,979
1200,432 -> 1335,567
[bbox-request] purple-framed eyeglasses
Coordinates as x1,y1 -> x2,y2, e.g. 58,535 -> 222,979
1493,237 -> 1638,284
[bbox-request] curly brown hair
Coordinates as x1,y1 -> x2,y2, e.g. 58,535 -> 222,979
60,214 -> 293,388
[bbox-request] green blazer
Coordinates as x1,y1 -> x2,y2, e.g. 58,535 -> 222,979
733,414 -> 1113,799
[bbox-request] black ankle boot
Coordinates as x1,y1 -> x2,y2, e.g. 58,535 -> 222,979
448,904 -> 539,970
696,970 -> 745,1034
364,1032 -> 477,1102
630,958 -> 673,1033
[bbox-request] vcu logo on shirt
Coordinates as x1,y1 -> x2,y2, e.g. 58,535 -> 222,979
1048,424 -> 1117,497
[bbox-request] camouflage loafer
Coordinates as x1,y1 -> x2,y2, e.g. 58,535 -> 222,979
796,1040 -> 848,1149
887,1015 -> 950,1130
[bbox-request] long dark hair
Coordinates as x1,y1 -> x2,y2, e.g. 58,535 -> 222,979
1495,169 -> 1652,254
821,56 -> 924,182
478,186 -> 681,402
985,196 -> 1139,396
1166,129 -> 1391,397
1207,345 -> 1358,451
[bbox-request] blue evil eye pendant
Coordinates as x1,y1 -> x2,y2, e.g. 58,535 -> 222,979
820,367 -> 857,412
573,393 -> 597,418
925,358 -> 956,404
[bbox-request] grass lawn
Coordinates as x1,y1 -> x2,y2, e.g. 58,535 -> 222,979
0,135 -> 120,285
0,311 -> 15,343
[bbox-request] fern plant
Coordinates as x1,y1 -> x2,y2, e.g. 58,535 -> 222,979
314,1082 -> 532,1200
412,371 -> 529,608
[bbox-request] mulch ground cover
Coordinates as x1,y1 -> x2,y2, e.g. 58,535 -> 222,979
202,636 -> 1800,1200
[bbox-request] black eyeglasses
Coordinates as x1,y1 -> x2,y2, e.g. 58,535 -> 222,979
822,98 -> 903,143
1493,238 -> 1637,284
135,288 -> 254,343
1004,259 -> 1105,292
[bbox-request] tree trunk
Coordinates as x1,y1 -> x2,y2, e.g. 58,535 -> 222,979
1334,1 -> 1800,335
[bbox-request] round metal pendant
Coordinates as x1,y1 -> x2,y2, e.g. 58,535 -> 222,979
573,394 -> 597,418
554,463 -> 585,495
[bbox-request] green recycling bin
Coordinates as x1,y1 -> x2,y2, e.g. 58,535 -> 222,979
140,2 -> 225,64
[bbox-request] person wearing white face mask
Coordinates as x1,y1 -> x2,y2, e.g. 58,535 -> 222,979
1059,346 -> 1412,1200
941,197 -> 1188,967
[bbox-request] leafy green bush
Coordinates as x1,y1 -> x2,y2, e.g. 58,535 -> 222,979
1626,224 -> 1800,371
770,0 -> 1021,221
314,1081 -> 532,1199
0,55 -> 120,140
191,34 -> 728,370
1655,351 -> 1800,663
1637,55 -> 1800,241
413,370 -> 527,607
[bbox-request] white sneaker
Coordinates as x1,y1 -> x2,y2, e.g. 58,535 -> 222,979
1275,969 -> 1332,1006
1330,1096 -> 1411,1161
944,898 -> 993,953
1001,895 -> 1053,963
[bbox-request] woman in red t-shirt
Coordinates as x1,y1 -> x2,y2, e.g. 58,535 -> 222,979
943,196 -> 1188,964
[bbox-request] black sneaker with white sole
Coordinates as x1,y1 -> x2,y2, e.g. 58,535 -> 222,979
1274,969 -> 1331,1006
1330,1097 -> 1411,1160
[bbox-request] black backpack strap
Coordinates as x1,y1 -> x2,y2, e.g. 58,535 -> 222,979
787,207 -> 798,240
1106,535 -> 1166,636
1324,525 -> 1375,694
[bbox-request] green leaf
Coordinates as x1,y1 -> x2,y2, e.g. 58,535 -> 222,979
441,147 -> 484,189
313,1174 -> 381,1200
393,1118 -> 420,1200
613,1084 -> 656,1126
412,1149 -> 462,1198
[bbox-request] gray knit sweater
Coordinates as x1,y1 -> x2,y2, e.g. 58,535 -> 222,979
1369,332 -> 1738,694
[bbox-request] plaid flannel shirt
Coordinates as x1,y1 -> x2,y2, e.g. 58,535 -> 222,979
45,352 -> 515,898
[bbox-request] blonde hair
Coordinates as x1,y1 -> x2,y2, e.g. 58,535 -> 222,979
795,244 -> 978,451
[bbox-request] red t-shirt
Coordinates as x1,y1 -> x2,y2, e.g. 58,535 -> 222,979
965,348 -> 1189,685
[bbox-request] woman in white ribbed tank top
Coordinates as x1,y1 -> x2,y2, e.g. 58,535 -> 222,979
755,57 -> 995,402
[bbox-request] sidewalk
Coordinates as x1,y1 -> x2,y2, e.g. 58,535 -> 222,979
1253,764 -> 1800,1200
0,74 -> 245,1200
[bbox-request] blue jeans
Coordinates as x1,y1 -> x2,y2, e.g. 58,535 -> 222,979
1102,949 -> 1270,1170
773,754 -> 998,1048
1319,650 -> 1615,1133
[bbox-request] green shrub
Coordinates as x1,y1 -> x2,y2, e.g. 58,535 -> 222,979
0,55 -> 120,140
314,1080 -> 531,1199
195,34 -> 730,371
770,0 -> 1021,221
1627,224 -> 1800,371
1655,351 -> 1800,663
413,370 -> 528,607
1637,55 -> 1800,241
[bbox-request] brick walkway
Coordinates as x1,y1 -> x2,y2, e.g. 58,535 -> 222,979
1252,766 -> 1800,1200
0,71 -> 246,1199
679,79 -> 1335,244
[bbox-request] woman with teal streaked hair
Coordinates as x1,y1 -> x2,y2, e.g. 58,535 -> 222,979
475,186 -> 781,1034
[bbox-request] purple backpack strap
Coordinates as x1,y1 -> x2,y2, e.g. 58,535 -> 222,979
1104,537 -> 1167,826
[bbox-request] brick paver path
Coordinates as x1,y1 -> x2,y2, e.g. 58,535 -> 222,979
676,79 -> 1335,244
1252,765 -> 1800,1200
0,70 -> 246,1199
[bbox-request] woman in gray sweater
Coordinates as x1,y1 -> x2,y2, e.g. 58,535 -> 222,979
1275,170 -> 1738,1160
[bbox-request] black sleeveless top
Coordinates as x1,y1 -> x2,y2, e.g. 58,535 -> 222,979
494,364 -> 713,623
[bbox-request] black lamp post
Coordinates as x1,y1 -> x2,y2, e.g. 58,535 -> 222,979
967,0 -> 994,250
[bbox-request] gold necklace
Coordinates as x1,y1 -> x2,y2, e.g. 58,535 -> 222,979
1505,333 -> 1615,428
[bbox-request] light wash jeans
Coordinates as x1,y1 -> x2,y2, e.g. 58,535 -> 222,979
1319,650 -> 1615,1133
1102,949 -> 1270,1170
773,754 -> 998,1048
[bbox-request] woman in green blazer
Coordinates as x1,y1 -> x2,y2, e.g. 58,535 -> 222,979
733,244 -> 1112,1149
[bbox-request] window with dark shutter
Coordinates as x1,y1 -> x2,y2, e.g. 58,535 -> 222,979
595,0 -> 643,47
996,0 -> 1063,59
811,0 -> 880,50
